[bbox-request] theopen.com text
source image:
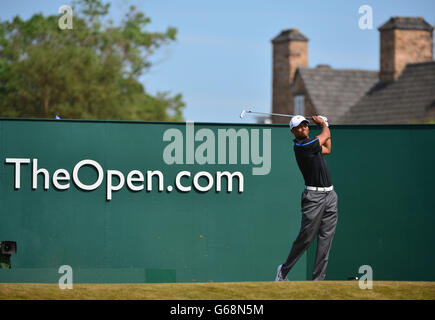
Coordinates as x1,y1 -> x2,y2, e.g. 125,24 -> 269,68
5,158 -> 244,201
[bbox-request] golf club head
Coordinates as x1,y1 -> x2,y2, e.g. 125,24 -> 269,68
240,110 -> 247,119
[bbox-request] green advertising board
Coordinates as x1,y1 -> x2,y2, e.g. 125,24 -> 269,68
0,119 -> 434,283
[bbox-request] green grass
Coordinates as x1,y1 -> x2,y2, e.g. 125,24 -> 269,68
1,281 -> 435,300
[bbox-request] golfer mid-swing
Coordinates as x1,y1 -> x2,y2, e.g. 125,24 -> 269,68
276,115 -> 338,281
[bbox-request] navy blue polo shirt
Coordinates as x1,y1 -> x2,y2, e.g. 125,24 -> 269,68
293,136 -> 332,187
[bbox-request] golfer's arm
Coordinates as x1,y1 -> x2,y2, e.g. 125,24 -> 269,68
316,123 -> 330,148
321,136 -> 331,155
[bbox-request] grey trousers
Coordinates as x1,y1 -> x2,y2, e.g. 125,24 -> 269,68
281,189 -> 338,280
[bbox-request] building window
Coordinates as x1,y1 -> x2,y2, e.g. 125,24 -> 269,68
294,95 -> 305,116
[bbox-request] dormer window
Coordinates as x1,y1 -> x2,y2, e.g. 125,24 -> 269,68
294,95 -> 305,116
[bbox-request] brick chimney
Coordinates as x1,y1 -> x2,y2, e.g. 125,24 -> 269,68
271,29 -> 308,123
379,17 -> 433,82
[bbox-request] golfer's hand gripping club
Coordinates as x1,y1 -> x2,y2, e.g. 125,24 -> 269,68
312,115 -> 329,127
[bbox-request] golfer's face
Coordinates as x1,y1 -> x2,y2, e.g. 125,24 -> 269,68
292,122 -> 309,139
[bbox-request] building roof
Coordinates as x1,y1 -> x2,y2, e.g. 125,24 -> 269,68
378,17 -> 433,31
295,67 -> 379,123
339,61 -> 435,124
271,29 -> 309,43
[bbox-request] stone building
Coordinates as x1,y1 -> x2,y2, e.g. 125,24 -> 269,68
270,17 -> 435,124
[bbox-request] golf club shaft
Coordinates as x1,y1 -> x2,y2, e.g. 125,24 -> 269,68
246,111 -> 295,118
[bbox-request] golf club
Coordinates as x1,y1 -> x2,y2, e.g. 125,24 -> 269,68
239,110 -> 330,126
240,109 -> 296,119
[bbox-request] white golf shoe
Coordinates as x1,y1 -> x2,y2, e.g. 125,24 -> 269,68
275,264 -> 288,281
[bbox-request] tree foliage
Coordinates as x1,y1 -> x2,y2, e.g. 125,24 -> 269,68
0,0 -> 185,121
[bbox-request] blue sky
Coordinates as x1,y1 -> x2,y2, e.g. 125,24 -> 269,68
1,0 -> 435,123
